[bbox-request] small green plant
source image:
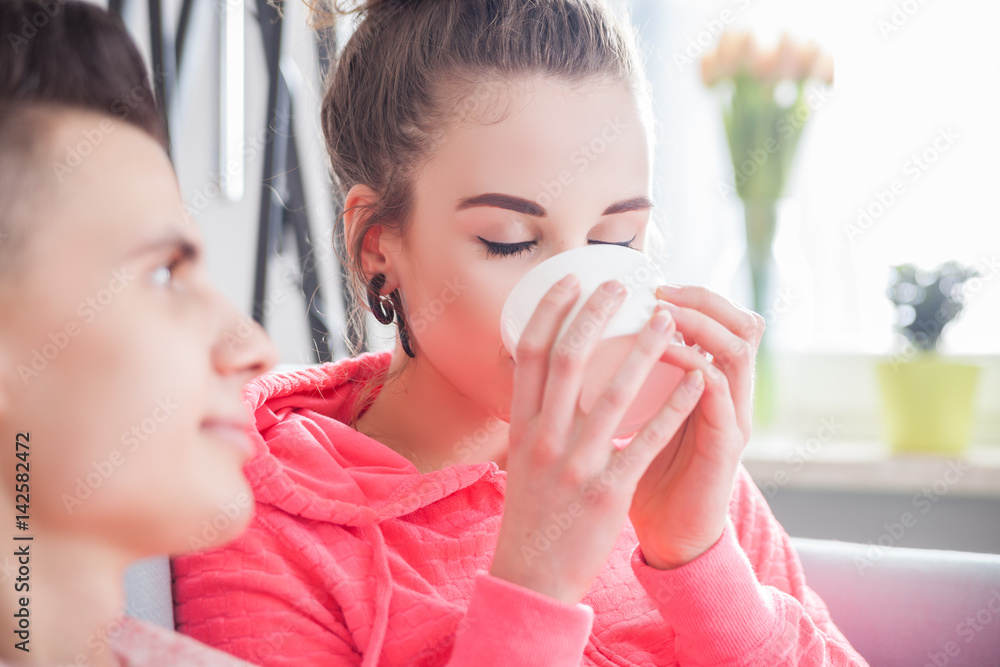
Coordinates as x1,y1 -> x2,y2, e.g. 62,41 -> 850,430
886,261 -> 979,352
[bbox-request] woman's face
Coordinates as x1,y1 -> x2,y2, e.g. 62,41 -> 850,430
0,111 -> 278,557
377,76 -> 653,421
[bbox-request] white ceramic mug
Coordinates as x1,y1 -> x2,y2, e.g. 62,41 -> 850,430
500,244 -> 688,439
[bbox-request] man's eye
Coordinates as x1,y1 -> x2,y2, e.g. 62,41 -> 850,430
149,259 -> 181,287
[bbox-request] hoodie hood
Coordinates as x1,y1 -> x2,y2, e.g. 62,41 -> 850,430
240,350 -> 503,527
238,351 -> 505,666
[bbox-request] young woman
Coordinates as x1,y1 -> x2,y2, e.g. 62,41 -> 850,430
0,2 -> 277,665
174,1 -> 869,665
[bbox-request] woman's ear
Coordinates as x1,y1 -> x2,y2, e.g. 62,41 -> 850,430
343,183 -> 402,293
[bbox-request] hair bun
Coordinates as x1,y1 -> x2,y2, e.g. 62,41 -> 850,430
306,0 -> 420,28
322,0 -> 416,18
359,0 -> 391,11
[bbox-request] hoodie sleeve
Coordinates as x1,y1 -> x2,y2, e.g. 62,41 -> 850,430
628,464 -> 870,667
448,570 -> 594,665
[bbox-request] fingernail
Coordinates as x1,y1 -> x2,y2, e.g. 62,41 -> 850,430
659,284 -> 683,293
650,310 -> 672,332
557,274 -> 579,290
658,300 -> 680,313
602,279 -> 626,296
684,369 -> 705,391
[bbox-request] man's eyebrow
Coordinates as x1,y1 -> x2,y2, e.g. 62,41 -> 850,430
124,233 -> 201,261
455,193 -> 655,217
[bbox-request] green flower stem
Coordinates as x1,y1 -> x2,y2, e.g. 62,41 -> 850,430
716,73 -> 816,431
724,74 -> 808,202
744,199 -> 778,318
744,199 -> 778,430
753,337 -> 777,430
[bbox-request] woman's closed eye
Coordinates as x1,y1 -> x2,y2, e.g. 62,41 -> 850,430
478,235 -> 637,258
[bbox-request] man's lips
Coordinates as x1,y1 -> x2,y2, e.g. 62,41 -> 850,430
201,418 -> 254,457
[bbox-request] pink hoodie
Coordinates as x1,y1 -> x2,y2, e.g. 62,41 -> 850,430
172,351 -> 869,666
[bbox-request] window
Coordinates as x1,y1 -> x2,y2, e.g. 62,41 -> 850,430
621,0 -> 998,441
624,0 -> 999,355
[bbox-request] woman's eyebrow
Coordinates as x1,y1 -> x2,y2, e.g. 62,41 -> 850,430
456,193 -> 546,217
455,193 -> 654,217
602,196 -> 655,215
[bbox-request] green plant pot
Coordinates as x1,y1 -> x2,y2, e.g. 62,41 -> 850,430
875,355 -> 980,455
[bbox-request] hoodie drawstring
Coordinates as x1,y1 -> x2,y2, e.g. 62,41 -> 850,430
361,522 -> 393,667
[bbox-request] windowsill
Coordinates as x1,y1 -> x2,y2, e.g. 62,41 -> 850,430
741,433 -> 1000,499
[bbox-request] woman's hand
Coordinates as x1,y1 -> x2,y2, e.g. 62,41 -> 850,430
490,276 -> 706,605
628,284 -> 764,570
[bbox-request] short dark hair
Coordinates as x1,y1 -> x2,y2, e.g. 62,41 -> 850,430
0,0 -> 167,147
0,0 -> 167,274
0,103 -> 49,274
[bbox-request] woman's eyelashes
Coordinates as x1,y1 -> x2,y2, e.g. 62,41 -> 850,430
479,238 -> 535,258
478,235 -> 637,258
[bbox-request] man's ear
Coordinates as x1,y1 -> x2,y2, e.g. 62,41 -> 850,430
343,183 -> 402,293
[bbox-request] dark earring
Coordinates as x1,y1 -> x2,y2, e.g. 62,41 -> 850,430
367,273 -> 417,358
387,288 -> 416,358
397,317 -> 416,358
367,273 -> 395,325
